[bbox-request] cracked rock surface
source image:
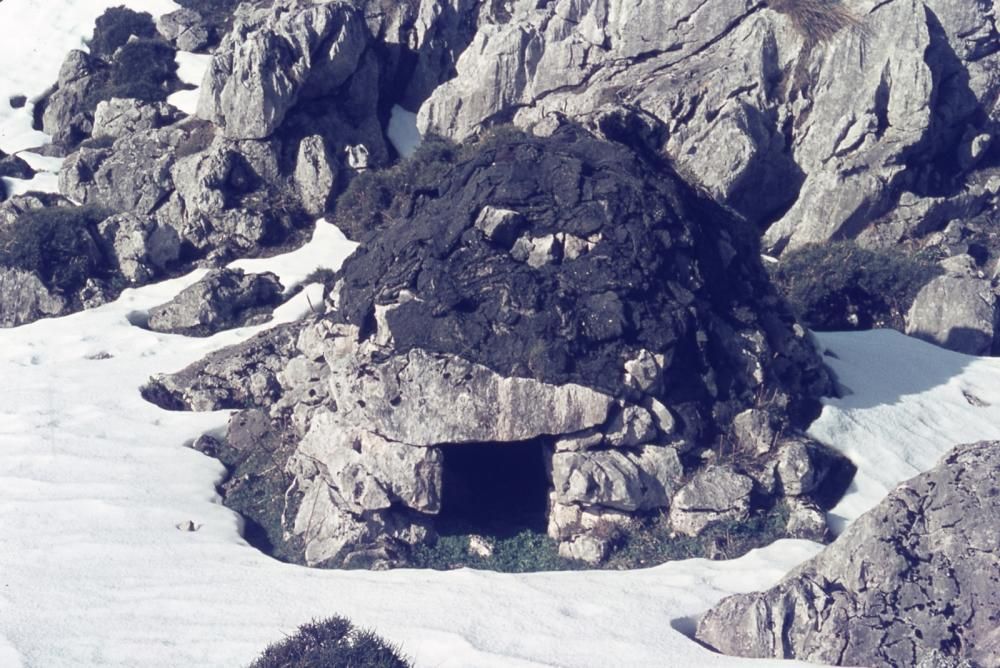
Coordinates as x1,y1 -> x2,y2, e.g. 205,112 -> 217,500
695,440 -> 1000,667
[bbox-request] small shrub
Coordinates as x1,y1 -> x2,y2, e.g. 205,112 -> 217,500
607,503 -> 792,568
770,241 -> 942,331
767,0 -> 861,44
97,38 -> 178,104
0,205 -> 112,294
250,616 -> 410,668
89,6 -> 157,59
333,136 -> 460,238
409,529 -> 574,573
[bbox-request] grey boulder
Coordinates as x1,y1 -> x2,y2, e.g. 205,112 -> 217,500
146,268 -> 283,337
905,274 -> 999,355
696,440 -> 1000,667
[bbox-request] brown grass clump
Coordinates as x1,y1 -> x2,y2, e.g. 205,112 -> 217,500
767,0 -> 862,44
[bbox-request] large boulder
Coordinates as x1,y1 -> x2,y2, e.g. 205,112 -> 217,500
151,126 -> 839,567
417,0 -> 1000,254
696,440 -> 1000,667
905,274 -> 999,355
196,0 -> 369,140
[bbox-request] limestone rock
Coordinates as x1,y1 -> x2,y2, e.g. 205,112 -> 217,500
96,212 -> 180,283
905,275 -> 998,355
0,268 -> 67,327
157,8 -> 210,52
92,98 -> 182,141
696,441 -> 1000,667
146,268 -> 283,337
294,135 -> 337,216
197,0 -> 369,139
669,466 -> 754,536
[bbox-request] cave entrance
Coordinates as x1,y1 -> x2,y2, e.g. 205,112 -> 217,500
436,439 -> 551,538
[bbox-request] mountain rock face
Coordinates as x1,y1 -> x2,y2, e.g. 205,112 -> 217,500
696,440 -> 1000,667
417,0 -> 1000,257
149,125 -> 843,567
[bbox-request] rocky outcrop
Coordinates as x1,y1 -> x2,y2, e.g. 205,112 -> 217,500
92,97 -> 183,141
156,8 -> 210,52
0,269 -> 67,328
146,268 -> 283,336
696,440 -> 1000,667
152,126 -> 841,567
417,0 -> 1000,258
905,274 -> 999,355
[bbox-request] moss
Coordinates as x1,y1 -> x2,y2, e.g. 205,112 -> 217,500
409,529 -> 576,573
250,616 -> 410,668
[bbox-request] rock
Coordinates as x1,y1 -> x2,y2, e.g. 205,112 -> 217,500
604,404 -> 656,448
294,135 -> 337,216
696,441 -> 1000,667
731,408 -> 780,455
417,0 -> 1000,254
42,50 -> 101,147
474,206 -> 524,247
0,268 -> 67,327
60,129 -> 176,215
197,0 -> 369,140
558,534 -> 611,564
552,445 -> 682,512
0,153 -> 35,180
669,466 -> 754,537
335,126 -> 830,435
96,212 -> 180,283
905,275 -> 998,355
326,340 -> 616,447
157,8 -> 210,52
92,98 -> 182,141
146,268 -> 283,336
784,498 -> 828,542
143,321 -> 305,411
291,407 -> 442,514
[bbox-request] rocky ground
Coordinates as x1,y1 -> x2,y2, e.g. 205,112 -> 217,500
1,0 -> 999,665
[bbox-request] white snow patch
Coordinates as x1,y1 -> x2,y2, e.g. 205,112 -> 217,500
388,105 -> 421,158
229,218 -> 358,292
0,0 -> 181,153
2,172 -> 61,197
167,51 -> 212,116
811,329 -> 1000,532
15,152 -> 64,172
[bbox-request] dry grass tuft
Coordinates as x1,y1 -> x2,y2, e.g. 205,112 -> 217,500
768,0 -> 862,44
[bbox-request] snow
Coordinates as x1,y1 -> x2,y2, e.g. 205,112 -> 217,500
167,51 -> 213,116
388,105 -> 422,158
811,329 -> 1000,532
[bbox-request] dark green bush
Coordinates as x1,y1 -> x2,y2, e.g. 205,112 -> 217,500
333,136 -> 460,239
89,6 -> 157,59
0,205 -> 112,294
108,38 -> 178,101
770,241 -> 942,331
249,616 -> 410,668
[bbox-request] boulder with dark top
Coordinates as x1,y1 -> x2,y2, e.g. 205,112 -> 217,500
146,268 -> 283,336
696,440 -> 1000,668
156,8 -> 210,52
149,126 -> 839,568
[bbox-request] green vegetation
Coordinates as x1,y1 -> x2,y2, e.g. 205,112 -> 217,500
88,6 -> 157,59
250,616 -> 410,668
770,241 -> 942,331
102,38 -> 179,103
607,503 -> 792,568
410,529 -> 574,573
0,205 -> 112,294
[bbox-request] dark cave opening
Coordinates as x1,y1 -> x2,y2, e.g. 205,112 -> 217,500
436,439 -> 552,538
